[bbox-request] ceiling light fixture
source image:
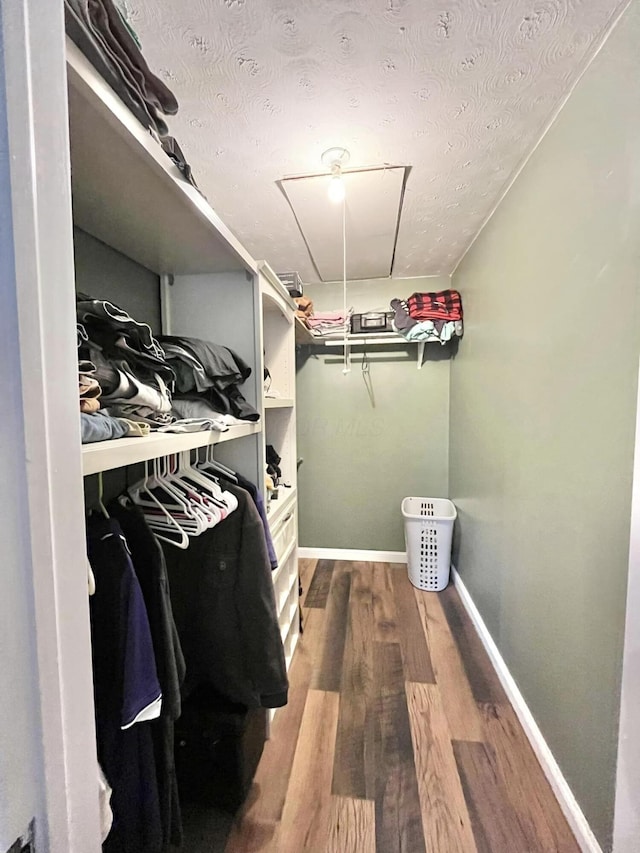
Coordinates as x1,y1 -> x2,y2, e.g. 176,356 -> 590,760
321,146 -> 350,204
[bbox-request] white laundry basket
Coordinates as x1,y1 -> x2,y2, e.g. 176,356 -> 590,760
402,497 -> 457,591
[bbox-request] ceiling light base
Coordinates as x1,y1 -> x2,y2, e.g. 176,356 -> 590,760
321,147 -> 350,169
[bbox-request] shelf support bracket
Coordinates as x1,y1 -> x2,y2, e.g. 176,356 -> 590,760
160,274 -> 174,335
417,341 -> 425,370
343,342 -> 351,374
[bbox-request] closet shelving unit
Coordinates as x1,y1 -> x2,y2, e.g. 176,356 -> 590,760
67,36 -> 299,692
259,262 -> 300,676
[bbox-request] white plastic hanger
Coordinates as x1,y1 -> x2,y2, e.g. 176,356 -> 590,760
174,452 -> 226,524
129,459 -> 190,548
165,453 -> 218,530
197,444 -> 238,482
97,472 -> 109,518
147,455 -> 204,535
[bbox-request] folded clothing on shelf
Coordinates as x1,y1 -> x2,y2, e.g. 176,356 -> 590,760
171,398 -> 245,431
294,296 -> 314,327
160,336 -> 260,423
65,0 -> 178,137
79,359 -> 102,413
307,309 -> 353,338
81,411 -> 132,443
77,292 -> 177,432
391,295 -> 464,345
76,296 -> 260,442
407,290 -> 463,322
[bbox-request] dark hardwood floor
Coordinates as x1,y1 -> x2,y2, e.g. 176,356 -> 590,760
224,560 -> 579,852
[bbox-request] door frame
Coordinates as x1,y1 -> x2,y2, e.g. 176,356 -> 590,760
2,1 -> 101,849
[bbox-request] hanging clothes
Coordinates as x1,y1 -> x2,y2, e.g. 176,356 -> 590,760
108,500 -> 186,849
164,482 -> 288,709
231,472 -> 278,571
87,515 -> 163,853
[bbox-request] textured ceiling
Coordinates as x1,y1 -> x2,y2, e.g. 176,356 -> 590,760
126,0 -> 626,281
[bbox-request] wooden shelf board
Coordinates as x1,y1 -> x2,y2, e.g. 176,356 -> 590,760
82,422 -> 261,476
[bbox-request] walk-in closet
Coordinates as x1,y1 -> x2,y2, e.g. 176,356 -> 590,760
1,1 -> 640,852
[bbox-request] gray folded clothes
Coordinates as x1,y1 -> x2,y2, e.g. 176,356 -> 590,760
171,397 -> 246,427
65,0 -> 177,137
65,0 -> 168,135
77,295 -> 167,361
161,343 -> 209,394
81,411 -> 129,443
159,335 -> 260,422
100,368 -> 172,413
87,0 -> 178,115
155,418 -> 229,434
102,405 -> 173,426
390,298 -> 418,332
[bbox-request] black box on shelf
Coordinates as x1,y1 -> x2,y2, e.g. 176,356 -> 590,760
277,271 -> 303,298
350,311 -> 394,334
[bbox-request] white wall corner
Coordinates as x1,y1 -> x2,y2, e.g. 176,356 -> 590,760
451,568 -> 603,853
612,355 -> 640,853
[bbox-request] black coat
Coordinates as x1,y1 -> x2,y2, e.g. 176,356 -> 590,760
163,484 -> 288,709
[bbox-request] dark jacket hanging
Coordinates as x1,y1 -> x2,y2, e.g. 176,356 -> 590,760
109,500 -> 186,849
164,483 -> 288,709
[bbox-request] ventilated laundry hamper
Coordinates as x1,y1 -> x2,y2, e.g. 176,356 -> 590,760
402,497 -> 457,591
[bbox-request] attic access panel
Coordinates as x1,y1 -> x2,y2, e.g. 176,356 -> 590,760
280,167 -> 406,282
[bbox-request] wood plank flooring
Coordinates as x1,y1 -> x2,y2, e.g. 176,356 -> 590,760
226,561 -> 579,853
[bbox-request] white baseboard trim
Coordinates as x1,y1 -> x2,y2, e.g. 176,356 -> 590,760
451,568 -> 602,853
298,547 -> 407,563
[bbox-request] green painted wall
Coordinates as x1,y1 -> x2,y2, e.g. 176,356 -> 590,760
449,5 -> 640,849
297,276 -> 451,551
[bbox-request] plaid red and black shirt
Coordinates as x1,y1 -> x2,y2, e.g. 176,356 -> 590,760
407,290 -> 463,322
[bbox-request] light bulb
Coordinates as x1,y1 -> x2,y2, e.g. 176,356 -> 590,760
328,173 -> 345,204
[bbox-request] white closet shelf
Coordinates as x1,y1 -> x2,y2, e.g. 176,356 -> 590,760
316,333 -> 432,370
66,39 -> 256,277
82,423 -> 261,476
322,333 -> 416,346
264,397 -> 294,409
259,263 -> 297,314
